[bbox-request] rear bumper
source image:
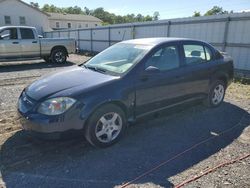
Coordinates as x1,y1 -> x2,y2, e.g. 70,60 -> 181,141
228,68 -> 234,87
227,77 -> 233,87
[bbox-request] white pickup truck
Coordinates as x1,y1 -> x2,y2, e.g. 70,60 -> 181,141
0,26 -> 76,63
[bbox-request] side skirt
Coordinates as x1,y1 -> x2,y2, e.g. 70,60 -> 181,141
134,96 -> 205,121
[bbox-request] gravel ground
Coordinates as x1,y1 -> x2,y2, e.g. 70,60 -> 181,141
0,55 -> 249,188
0,54 -> 90,136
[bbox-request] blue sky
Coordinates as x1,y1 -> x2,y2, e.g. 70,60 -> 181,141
23,0 -> 250,19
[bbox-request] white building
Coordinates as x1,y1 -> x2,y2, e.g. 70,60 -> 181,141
0,0 -> 51,34
0,0 -> 103,34
48,13 -> 102,30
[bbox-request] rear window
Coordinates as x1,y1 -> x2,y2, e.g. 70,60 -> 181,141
20,28 -> 35,39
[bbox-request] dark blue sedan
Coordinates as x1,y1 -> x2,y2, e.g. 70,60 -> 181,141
18,38 -> 234,147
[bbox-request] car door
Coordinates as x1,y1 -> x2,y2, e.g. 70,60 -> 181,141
135,43 -> 188,117
19,28 -> 40,58
180,41 -> 217,97
0,28 -> 21,59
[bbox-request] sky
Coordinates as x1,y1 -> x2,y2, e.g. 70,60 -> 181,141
23,0 -> 250,19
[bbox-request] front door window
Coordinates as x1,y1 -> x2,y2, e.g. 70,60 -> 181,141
145,45 -> 180,71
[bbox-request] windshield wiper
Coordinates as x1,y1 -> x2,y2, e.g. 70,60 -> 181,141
82,64 -> 88,69
84,65 -> 107,74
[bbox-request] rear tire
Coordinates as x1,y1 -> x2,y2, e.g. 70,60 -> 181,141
204,80 -> 226,108
50,48 -> 67,64
84,104 -> 127,148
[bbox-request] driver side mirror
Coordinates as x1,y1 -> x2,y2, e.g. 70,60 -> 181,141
140,66 -> 160,81
145,66 -> 160,74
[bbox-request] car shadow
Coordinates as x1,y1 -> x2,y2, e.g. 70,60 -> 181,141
0,102 -> 249,188
0,60 -> 76,73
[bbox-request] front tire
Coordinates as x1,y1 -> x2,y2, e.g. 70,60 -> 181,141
205,80 -> 226,107
50,48 -> 67,64
84,104 -> 127,148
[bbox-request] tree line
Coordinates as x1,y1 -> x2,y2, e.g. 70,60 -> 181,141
30,2 -> 160,25
193,6 -> 233,17
29,2 -> 234,24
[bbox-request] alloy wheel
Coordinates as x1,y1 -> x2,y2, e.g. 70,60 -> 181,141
95,112 -> 123,143
55,51 -> 65,63
211,84 -> 225,105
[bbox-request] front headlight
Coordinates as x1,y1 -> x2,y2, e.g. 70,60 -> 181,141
37,97 -> 76,115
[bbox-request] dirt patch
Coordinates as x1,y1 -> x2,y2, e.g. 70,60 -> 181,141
226,82 -> 250,101
238,126 -> 250,144
0,111 -> 21,133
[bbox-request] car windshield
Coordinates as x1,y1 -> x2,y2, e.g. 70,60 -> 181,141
84,43 -> 153,75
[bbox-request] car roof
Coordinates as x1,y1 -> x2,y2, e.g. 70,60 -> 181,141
0,26 -> 36,30
121,37 -> 206,46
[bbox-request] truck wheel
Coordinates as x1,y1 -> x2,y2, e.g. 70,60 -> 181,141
204,80 -> 226,108
84,104 -> 127,148
50,48 -> 67,64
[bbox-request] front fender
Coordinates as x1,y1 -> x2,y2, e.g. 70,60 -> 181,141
77,80 -> 136,126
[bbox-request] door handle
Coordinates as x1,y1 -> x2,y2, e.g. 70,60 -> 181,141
139,74 -> 149,82
32,41 -> 38,43
12,42 -> 19,44
175,75 -> 185,80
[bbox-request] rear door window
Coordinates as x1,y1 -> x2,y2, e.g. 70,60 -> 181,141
20,28 -> 35,39
183,44 -> 212,65
204,46 -> 212,61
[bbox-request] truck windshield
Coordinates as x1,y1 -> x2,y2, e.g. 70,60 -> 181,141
84,43 -> 153,75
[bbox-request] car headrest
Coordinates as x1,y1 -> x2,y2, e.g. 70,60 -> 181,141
163,48 -> 176,57
191,50 -> 201,57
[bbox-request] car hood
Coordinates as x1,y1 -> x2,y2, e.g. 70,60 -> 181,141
25,66 -> 119,101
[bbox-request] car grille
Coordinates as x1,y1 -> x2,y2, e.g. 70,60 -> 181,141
18,91 -> 36,113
